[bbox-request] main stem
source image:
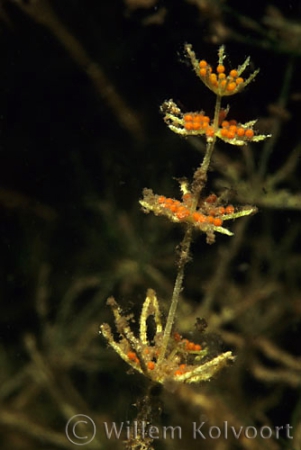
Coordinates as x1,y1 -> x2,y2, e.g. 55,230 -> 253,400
158,95 -> 222,364
157,226 -> 193,365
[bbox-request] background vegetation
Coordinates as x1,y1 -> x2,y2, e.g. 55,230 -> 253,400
0,0 -> 301,449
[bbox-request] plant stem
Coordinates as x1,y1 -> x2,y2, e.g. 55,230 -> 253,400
157,226 -> 193,365
158,94 -> 222,364
201,94 -> 221,174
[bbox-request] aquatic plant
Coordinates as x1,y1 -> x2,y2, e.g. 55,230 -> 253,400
101,44 -> 270,386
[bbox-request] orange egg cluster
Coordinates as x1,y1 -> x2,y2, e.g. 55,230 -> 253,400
192,212 -> 222,227
173,333 -> 203,376
183,339 -> 202,352
127,351 -> 139,364
157,195 -> 190,220
127,350 -> 157,371
173,332 -> 202,352
174,364 -> 187,376
156,193 -> 236,228
127,332 -> 205,376
199,60 -> 244,93
205,193 -> 218,204
204,194 -> 235,215
182,113 -> 255,141
220,120 -> 254,140
157,195 -> 229,227
183,113 -> 215,137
